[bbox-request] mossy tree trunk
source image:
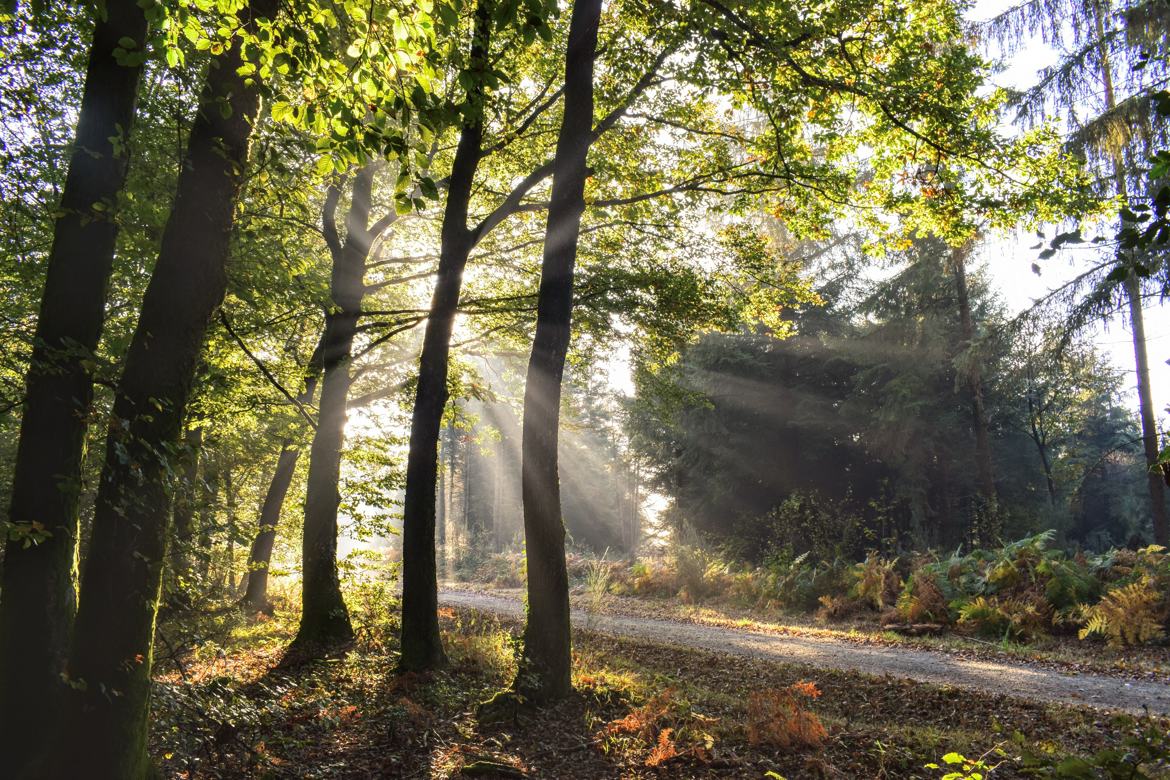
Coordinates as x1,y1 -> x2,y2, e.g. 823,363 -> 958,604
0,1 -> 149,770
55,2 -> 277,774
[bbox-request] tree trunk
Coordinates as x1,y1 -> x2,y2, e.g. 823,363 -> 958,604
0,2 -> 149,768
55,3 -> 277,774
1026,395 -> 1058,506
399,0 -> 492,672
241,337 -> 326,613
223,467 -> 237,593
950,244 -> 998,541
1088,0 -> 1168,545
199,461 -> 219,582
1125,275 -> 1169,545
293,164 -> 380,648
171,425 -> 204,589
515,0 -> 602,703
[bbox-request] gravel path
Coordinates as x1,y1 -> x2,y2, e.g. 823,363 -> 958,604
439,589 -> 1170,716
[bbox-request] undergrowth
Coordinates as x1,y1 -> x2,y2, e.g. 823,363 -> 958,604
463,532 -> 1170,647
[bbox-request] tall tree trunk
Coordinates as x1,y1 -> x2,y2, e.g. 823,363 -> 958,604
0,2 -> 149,768
55,3 -> 277,774
516,0 -> 602,703
1126,275 -> 1170,544
399,0 -> 492,672
293,164 -> 379,648
1088,0 -> 1168,544
950,244 -> 997,540
241,336 -> 325,613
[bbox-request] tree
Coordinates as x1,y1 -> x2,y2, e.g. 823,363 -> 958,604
240,334 -> 324,613
0,0 -> 152,769
54,1 -> 279,772
291,164 -> 387,650
399,0 -> 496,671
514,0 -> 603,703
984,0 -> 1170,544
397,0 -> 671,671
950,241 -> 999,541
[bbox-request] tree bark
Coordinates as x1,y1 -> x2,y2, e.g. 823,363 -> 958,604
0,1 -> 149,768
1125,275 -> 1169,545
241,336 -> 325,613
292,164 -> 380,648
950,244 -> 998,540
55,3 -> 277,774
398,0 -> 493,672
515,0 -> 602,703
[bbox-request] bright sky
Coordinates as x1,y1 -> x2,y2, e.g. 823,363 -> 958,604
970,0 -> 1170,419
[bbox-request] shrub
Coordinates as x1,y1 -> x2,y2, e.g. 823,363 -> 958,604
604,688 -> 717,768
850,554 -> 903,611
745,681 -> 828,751
1078,578 -> 1168,647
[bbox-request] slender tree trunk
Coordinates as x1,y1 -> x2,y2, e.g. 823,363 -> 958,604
950,244 -> 997,539
171,425 -> 204,588
55,3 -> 276,774
1088,0 -> 1168,544
293,164 -> 380,648
1126,275 -> 1170,544
241,337 -> 325,612
199,462 -> 219,582
438,420 -> 448,550
1026,397 -> 1058,505
516,0 -> 602,703
0,2 -> 149,768
223,467 -> 237,593
399,0 -> 492,672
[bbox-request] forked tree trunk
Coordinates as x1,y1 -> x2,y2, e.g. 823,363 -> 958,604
55,3 -> 277,774
515,0 -> 602,703
0,1 -> 149,769
241,336 -> 325,613
399,0 -> 492,672
293,164 -> 381,649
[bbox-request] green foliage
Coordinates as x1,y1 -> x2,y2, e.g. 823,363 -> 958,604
1076,547 -> 1170,647
926,746 -> 1005,779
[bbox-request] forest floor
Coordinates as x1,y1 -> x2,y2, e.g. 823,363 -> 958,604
438,587 -> 1170,715
150,592 -> 1170,779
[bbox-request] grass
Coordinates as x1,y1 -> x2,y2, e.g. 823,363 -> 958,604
148,592 -> 1168,779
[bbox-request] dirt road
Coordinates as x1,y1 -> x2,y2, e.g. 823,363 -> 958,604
439,589 -> 1170,716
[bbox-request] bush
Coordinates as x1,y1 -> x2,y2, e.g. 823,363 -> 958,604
745,681 -> 828,751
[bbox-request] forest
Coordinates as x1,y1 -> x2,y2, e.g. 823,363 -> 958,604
1,0 -> 1169,776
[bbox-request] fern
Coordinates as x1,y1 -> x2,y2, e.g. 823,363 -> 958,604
1078,579 -> 1168,647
